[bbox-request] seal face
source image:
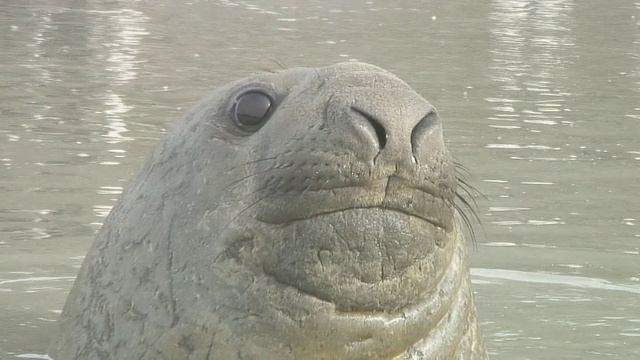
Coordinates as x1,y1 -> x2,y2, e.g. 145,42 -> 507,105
49,62 -> 489,360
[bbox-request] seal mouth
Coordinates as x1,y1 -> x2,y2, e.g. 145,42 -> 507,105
256,175 -> 455,233
309,205 -> 447,229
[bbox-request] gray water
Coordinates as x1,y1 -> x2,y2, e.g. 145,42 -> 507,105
1,0 -> 639,359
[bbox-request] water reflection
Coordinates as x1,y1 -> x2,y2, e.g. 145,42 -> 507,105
632,2 -> 640,122
83,7 -> 149,232
88,8 -> 149,146
101,91 -> 133,144
487,0 -> 574,132
481,0 -> 579,242
1,4 -> 150,357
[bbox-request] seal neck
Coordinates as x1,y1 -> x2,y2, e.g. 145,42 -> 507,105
249,227 -> 482,359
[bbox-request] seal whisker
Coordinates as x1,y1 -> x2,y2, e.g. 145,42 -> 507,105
260,67 -> 279,74
275,59 -> 289,70
455,171 -> 486,200
453,201 -> 477,247
454,191 -> 486,247
224,163 -> 296,194
312,68 -> 328,90
456,177 -> 485,210
218,188 -> 279,236
227,155 -> 280,171
299,181 -> 318,199
224,170 -> 273,193
453,160 -> 472,177
266,58 -> 288,71
452,162 -> 486,247
227,173 -> 284,203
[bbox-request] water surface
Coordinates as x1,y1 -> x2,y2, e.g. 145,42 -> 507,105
1,1 -> 639,359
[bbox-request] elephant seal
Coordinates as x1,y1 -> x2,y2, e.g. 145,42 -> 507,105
50,62 -> 489,359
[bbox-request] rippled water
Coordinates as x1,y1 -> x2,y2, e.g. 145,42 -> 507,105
1,0 -> 639,359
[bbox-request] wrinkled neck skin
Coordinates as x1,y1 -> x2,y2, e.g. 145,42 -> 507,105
210,214 -> 488,360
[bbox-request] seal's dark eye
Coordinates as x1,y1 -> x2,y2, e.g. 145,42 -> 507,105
233,91 -> 272,130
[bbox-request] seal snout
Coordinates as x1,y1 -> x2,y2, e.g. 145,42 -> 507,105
351,104 -> 443,166
346,97 -> 443,182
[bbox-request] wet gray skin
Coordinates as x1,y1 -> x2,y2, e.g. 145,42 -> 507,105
49,62 -> 489,360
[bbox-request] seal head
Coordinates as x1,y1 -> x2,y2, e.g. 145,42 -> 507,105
50,62 -> 488,359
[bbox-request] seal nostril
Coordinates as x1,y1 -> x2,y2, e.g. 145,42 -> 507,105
352,106 -> 387,150
369,117 -> 387,150
411,110 -> 441,157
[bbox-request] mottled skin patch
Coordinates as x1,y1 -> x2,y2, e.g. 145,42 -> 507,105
49,62 -> 489,359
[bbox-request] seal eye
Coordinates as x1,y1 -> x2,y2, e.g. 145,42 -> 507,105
233,91 -> 272,130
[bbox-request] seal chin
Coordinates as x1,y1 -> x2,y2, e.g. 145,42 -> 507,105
256,207 -> 455,312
